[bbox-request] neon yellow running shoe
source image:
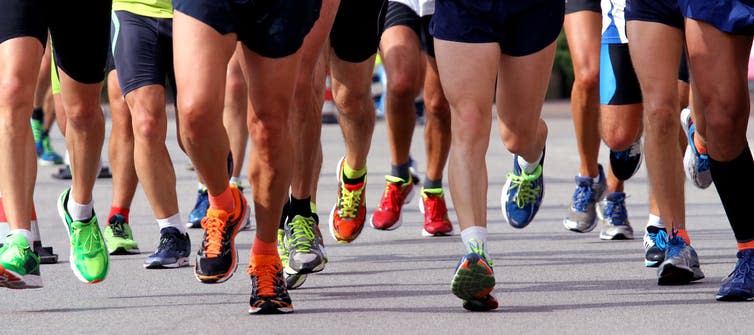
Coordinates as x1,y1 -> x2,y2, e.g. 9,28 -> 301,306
57,189 -> 109,283
104,215 -> 140,255
0,234 -> 42,289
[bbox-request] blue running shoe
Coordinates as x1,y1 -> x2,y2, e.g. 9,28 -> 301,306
716,249 -> 754,301
680,108 -> 712,189
597,192 -> 634,240
609,139 -> 642,181
502,154 -> 545,229
657,235 -> 704,285
451,243 -> 498,311
563,164 -> 607,233
187,189 -> 209,228
643,225 -> 668,267
144,227 -> 191,269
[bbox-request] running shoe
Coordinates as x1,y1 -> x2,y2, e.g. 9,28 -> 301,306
502,153 -> 545,229
451,241 -> 498,311
657,235 -> 705,285
370,175 -> 415,231
643,225 -> 668,267
37,136 -> 64,166
680,108 -> 712,189
57,188 -> 109,283
31,117 -> 45,154
609,138 -> 642,181
286,214 -> 327,274
194,185 -> 249,283
277,228 -> 307,289
420,189 -> 453,237
563,164 -> 607,233
144,227 -> 191,269
103,214 -> 140,255
597,192 -> 634,240
248,254 -> 293,314
0,234 -> 42,289
716,249 -> 754,301
186,188 -> 209,228
329,157 -> 367,243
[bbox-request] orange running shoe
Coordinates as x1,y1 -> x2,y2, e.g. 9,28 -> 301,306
370,175 -> 415,231
248,254 -> 293,314
328,157 -> 367,243
194,185 -> 249,283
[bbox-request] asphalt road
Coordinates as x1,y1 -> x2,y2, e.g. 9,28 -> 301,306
2,101 -> 752,334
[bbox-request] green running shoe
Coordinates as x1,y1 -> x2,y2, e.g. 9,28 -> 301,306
0,234 -> 42,289
104,214 -> 140,255
57,189 -> 109,283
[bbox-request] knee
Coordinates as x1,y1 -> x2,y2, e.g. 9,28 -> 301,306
644,104 -> 678,136
248,113 -> 287,148
132,108 -> 166,143
333,84 -> 372,117
386,71 -> 421,102
573,67 -> 599,91
602,127 -> 638,151
704,100 -> 747,137
0,78 -> 34,127
424,92 -> 450,119
452,108 -> 490,148
65,98 -> 102,129
179,98 -> 217,141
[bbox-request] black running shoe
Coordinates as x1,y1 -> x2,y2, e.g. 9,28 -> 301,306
248,255 -> 293,314
609,139 -> 642,181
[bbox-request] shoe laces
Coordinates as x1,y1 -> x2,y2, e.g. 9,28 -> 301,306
337,183 -> 364,219
467,239 -> 493,267
424,194 -> 447,222
665,236 -> 686,259
571,183 -> 594,212
250,260 -> 282,297
378,180 -> 405,212
109,219 -> 129,239
156,231 -> 179,253
288,216 -> 316,253
604,197 -> 627,225
648,229 -> 668,251
72,223 -> 104,256
201,215 -> 226,257
507,168 -> 542,209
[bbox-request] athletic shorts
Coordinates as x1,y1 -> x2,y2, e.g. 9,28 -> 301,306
678,48 -> 689,83
678,0 -> 754,35
0,0 -> 111,84
600,43 -> 642,105
565,0 -> 600,15
384,1 -> 435,57
173,0 -> 321,58
430,0 -> 564,57
626,0 -> 684,30
331,0 -> 388,63
112,10 -> 176,96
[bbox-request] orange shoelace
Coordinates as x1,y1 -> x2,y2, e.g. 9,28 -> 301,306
249,257 -> 281,297
201,213 -> 227,258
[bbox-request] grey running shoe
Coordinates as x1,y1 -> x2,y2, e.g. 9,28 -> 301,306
680,108 -> 712,189
609,138 -> 642,181
277,228 -> 307,289
597,192 -> 634,240
563,164 -> 606,233
657,235 -> 704,285
286,214 -> 327,274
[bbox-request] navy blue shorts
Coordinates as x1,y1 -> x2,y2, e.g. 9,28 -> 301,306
566,0 -> 601,15
0,0 -> 111,84
600,43 -> 642,105
331,0 -> 388,63
679,0 -> 754,35
112,11 -> 176,96
626,0 -> 684,30
173,0 -> 321,58
384,1 -> 435,57
430,0 -> 564,57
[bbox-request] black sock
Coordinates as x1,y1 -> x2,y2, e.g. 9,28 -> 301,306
31,107 -> 43,121
710,145 -> 754,243
390,161 -> 411,181
290,195 -> 312,218
279,197 -> 290,229
423,177 -> 442,190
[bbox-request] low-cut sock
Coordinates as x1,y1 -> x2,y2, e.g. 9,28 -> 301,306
252,235 -> 278,256
67,191 -> 94,222
9,229 -> 33,242
710,145 -> 754,250
108,207 -> 130,223
157,213 -> 186,234
390,161 -> 411,181
517,150 -> 544,175
343,159 -> 367,184
229,176 -> 242,187
673,228 -> 692,246
290,195 -> 312,218
461,226 -> 488,255
208,185 -> 235,213
646,214 -> 665,229
423,177 -> 442,191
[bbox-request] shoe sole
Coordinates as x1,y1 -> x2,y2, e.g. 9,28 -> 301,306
286,259 -> 327,275
599,232 -> 634,240
144,257 -> 190,269
285,272 -> 307,290
683,145 -> 712,189
451,259 -> 495,302
38,158 -> 62,167
194,192 -> 249,284
0,265 -> 42,289
563,218 -> 597,233
109,247 -> 141,255
657,264 -> 695,285
57,190 -> 107,284
716,290 -> 754,302
248,302 -> 294,314
421,228 -> 453,237
644,259 -> 661,268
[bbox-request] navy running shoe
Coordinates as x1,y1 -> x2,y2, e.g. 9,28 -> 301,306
643,225 -> 668,267
716,249 -> 754,301
502,153 -> 545,229
657,235 -> 704,285
187,189 -> 209,228
609,139 -> 642,181
144,227 -> 191,269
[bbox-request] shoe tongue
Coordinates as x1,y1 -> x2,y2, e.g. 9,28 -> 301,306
206,208 -> 229,220
344,182 -> 364,191
606,192 -> 625,201
160,226 -> 180,235
385,175 -> 407,184
574,176 -> 593,186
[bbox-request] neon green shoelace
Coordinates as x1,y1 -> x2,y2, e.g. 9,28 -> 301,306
507,167 -> 542,208
338,186 -> 363,218
289,216 -> 316,253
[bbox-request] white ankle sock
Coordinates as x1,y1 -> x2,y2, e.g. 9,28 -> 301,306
157,213 -> 186,234
67,192 -> 93,222
229,176 -> 242,186
9,229 -> 33,242
647,214 -> 665,229
517,151 -> 543,174
461,226 -> 488,254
